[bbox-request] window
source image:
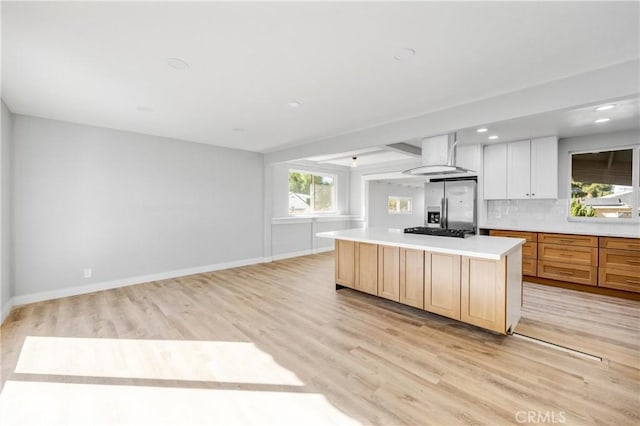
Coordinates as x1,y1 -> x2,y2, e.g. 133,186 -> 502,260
288,170 -> 335,214
570,147 -> 639,220
388,196 -> 413,214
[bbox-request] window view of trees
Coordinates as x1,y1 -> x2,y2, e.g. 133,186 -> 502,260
288,171 -> 335,214
388,196 -> 412,214
570,149 -> 634,219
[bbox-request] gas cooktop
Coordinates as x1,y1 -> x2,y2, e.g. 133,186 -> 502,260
403,227 -> 473,238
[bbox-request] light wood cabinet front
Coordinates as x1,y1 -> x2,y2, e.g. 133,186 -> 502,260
355,242 -> 378,295
599,237 -> 640,251
399,248 -> 424,309
538,243 -> 598,266
378,245 -> 400,302
461,257 -> 506,333
599,249 -> 640,273
538,233 -> 598,247
489,229 -> 537,277
537,260 -> 597,286
425,252 -> 461,320
522,258 -> 537,276
598,268 -> 640,293
335,240 -> 355,288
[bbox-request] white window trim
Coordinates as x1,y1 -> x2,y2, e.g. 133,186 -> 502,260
388,196 -> 413,215
567,144 -> 640,223
288,168 -> 338,216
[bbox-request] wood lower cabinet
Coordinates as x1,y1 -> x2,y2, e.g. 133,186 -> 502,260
538,233 -> 598,247
335,239 -> 355,288
378,245 -> 400,302
538,243 -> 598,266
354,242 -> 378,295
459,248 -> 522,334
489,230 -> 537,276
400,248 -> 424,309
334,239 -> 522,334
537,232 -> 598,286
461,256 -> 508,334
537,260 -> 597,286
424,252 -> 461,320
598,237 -> 640,293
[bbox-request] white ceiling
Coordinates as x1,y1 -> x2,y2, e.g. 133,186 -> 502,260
456,97 -> 640,146
2,2 -> 639,153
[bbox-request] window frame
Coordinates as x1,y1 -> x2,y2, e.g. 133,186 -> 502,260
288,168 -> 338,215
387,196 -> 413,215
567,144 -> 639,223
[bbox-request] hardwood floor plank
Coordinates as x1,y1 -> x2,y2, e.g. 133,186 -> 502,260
1,252 -> 638,425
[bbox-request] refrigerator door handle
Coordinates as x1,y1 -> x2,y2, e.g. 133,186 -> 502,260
444,198 -> 449,229
440,198 -> 445,228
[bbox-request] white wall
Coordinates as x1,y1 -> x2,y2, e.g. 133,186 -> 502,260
483,129 -> 640,237
12,115 -> 265,299
1,101 -> 15,319
368,182 -> 424,229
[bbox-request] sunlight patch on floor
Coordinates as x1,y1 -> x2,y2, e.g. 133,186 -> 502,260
0,380 -> 360,426
16,336 -> 304,385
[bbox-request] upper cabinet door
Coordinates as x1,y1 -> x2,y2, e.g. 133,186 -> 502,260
507,140 -> 531,199
483,143 -> 507,200
530,136 -> 558,199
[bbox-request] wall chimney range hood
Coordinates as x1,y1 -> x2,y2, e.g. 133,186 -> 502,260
403,133 -> 474,176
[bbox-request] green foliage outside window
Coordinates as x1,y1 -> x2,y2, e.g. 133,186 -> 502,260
288,171 -> 335,214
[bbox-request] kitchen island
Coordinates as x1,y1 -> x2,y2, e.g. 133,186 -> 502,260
317,228 -> 525,334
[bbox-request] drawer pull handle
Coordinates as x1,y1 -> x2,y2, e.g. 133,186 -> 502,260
626,280 -> 640,284
559,240 -> 575,244
556,271 -> 574,276
626,259 -> 640,264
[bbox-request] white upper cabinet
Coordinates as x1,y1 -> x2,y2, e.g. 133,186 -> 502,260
530,136 -> 558,199
483,143 -> 507,200
483,136 -> 558,200
507,140 -> 532,199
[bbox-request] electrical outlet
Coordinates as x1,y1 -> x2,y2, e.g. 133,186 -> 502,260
83,268 -> 92,278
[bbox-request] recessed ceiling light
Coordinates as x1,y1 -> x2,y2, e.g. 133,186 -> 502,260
167,57 -> 190,70
136,106 -> 153,112
595,104 -> 615,111
287,101 -> 301,108
488,135 -> 499,140
476,128 -> 488,133
394,48 -> 416,61
594,117 -> 611,123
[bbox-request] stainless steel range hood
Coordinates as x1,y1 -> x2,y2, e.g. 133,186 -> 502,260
403,133 -> 474,176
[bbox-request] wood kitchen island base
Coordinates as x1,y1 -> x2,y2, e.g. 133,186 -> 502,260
320,228 -> 525,335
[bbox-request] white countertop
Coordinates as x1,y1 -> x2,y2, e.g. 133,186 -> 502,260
316,228 -> 524,260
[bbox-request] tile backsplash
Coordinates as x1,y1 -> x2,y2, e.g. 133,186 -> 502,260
484,198 -> 639,237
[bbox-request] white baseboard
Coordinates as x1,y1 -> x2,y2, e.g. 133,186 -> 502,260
1,298 -> 14,324
4,248 -> 336,317
270,246 -> 334,261
10,256 -> 265,308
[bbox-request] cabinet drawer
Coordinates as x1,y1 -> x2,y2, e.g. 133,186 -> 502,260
489,230 -> 537,242
537,260 -> 597,286
599,249 -> 640,272
598,268 -> 640,293
538,243 -> 598,266
538,233 -> 598,247
522,258 -> 537,276
599,237 -> 640,251
522,242 -> 537,259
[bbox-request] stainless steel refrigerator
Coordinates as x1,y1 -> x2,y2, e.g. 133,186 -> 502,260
424,178 -> 477,232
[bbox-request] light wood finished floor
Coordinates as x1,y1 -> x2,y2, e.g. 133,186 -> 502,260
1,252 -> 639,425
